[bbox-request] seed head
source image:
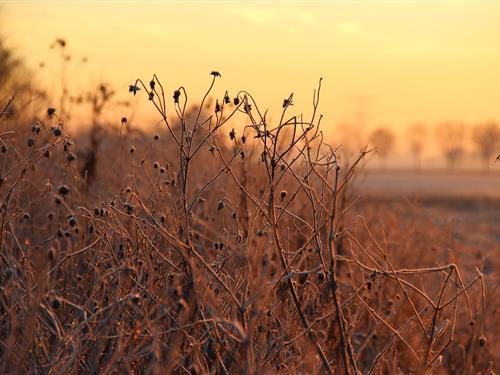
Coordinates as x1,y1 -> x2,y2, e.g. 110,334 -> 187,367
130,293 -> 141,305
58,185 -> 69,195
52,127 -> 62,137
173,90 -> 181,104
229,128 -> 236,140
317,271 -> 325,282
47,107 -> 56,117
124,202 -> 134,214
51,297 -> 61,309
217,200 -> 225,210
280,190 -> 287,201
68,215 -> 77,227
55,38 -> 66,48
129,84 -> 140,95
282,97 -> 293,108
27,138 -> 35,147
479,335 -> 487,347
153,162 -> 159,169
48,247 -> 56,261
210,71 -> 221,78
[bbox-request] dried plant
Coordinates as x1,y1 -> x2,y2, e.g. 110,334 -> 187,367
0,71 -> 495,375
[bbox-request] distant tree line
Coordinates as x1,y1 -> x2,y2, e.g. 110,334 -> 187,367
361,121 -> 500,170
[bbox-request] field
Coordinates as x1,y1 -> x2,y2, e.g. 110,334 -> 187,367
0,71 -> 497,374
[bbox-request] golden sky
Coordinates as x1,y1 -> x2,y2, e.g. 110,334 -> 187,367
3,2 -> 500,141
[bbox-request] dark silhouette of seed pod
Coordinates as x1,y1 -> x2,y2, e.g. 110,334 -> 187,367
47,107 -> 56,117
58,185 -> 69,195
280,190 -> 287,201
479,335 -> 486,347
217,200 -> 225,210
51,297 -> 61,309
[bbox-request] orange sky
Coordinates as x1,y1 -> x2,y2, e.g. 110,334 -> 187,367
3,2 -> 500,147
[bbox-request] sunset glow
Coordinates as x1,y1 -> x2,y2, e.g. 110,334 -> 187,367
5,2 -> 500,135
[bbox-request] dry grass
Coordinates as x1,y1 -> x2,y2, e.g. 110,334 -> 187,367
0,73 -> 497,374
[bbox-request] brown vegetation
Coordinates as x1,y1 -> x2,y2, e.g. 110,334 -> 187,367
0,69 -> 497,374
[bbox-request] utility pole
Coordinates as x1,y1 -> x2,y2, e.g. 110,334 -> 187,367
345,95 -> 375,148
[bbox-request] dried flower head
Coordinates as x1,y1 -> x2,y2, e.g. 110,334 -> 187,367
173,90 -> 181,104
58,185 -> 70,195
283,97 -> 294,108
210,71 -> 221,78
479,335 -> 487,347
51,297 -> 61,309
129,84 -> 140,95
68,215 -> 77,227
52,127 -> 62,137
47,107 -> 56,117
217,200 -> 225,210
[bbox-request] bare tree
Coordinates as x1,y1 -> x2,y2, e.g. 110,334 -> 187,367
472,121 -> 500,170
435,122 -> 465,170
369,127 -> 395,168
406,123 -> 427,170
